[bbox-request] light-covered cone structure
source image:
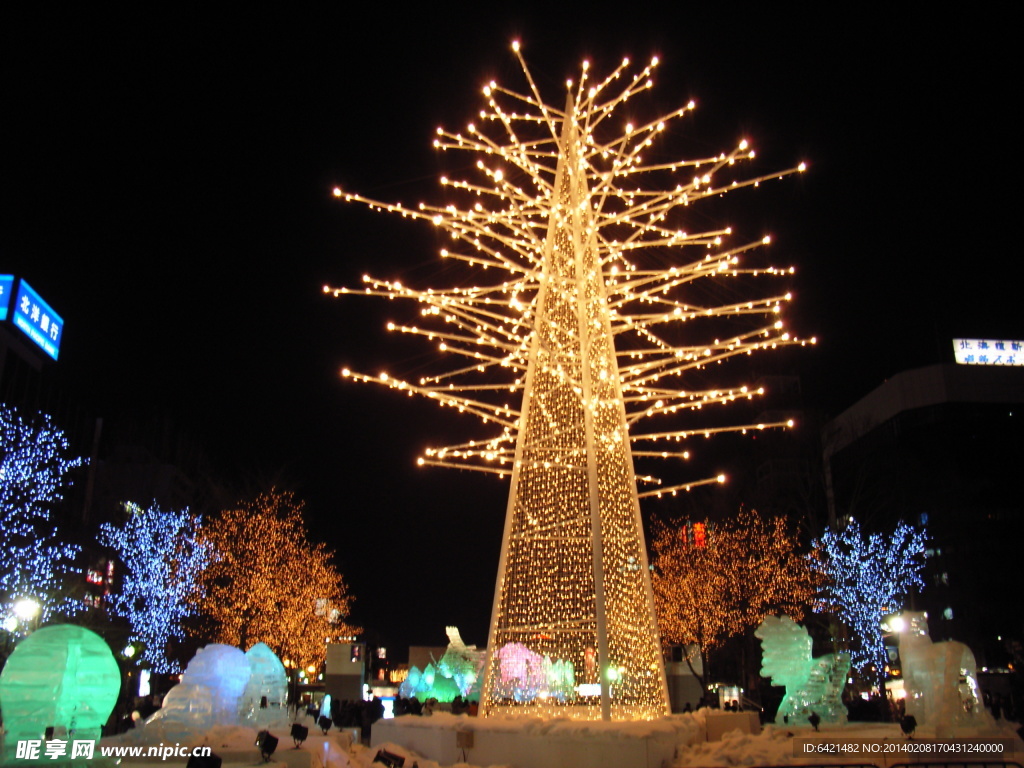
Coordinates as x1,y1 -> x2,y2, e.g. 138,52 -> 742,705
328,42 -> 811,721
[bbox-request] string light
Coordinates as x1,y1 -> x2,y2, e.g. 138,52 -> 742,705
196,490 -> 358,669
650,509 -> 819,680
100,502 -> 213,673
0,404 -> 83,626
329,43 -> 811,720
812,518 -> 927,676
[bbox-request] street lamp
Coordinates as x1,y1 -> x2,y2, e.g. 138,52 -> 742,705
9,597 -> 41,634
13,598 -> 40,623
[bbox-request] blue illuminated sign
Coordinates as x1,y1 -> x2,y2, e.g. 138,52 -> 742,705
12,279 -> 63,361
0,275 -> 13,321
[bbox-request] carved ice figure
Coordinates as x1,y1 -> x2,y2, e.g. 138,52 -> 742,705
896,611 -> 986,732
240,642 -> 287,718
495,642 -> 547,702
182,644 -> 251,724
399,666 -> 422,699
756,615 -> 849,725
150,643 -> 251,729
544,657 -> 576,702
148,683 -> 213,727
436,626 -> 486,698
0,625 -> 120,744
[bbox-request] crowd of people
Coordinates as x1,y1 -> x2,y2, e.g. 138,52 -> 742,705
391,694 -> 478,717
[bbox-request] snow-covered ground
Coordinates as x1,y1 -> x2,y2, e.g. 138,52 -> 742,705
102,709 -> 1023,768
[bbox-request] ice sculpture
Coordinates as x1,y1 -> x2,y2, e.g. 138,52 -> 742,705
436,627 -> 486,698
183,644 -> 251,723
397,627 -> 486,703
493,643 -> 547,702
0,625 -> 120,744
241,642 -> 288,718
756,616 -> 849,725
896,611 -> 986,732
149,683 -> 213,727
149,643 -> 251,729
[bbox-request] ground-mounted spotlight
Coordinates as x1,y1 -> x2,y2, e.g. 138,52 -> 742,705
372,749 -> 405,767
317,715 -> 332,734
290,723 -> 309,748
186,754 -> 222,768
255,730 -> 278,762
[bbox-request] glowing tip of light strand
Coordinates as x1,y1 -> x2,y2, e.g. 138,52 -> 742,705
332,187 -> 341,197
582,60 -> 589,70
511,40 -> 520,52
739,139 -> 748,150
716,474 -> 726,483
787,419 -> 795,427
651,56 -> 659,66
341,368 -> 350,377
798,162 -> 807,172
762,235 -> 771,244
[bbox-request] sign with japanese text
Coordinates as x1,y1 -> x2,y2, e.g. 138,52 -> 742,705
0,275 -> 13,321
12,279 -> 63,361
953,338 -> 1023,366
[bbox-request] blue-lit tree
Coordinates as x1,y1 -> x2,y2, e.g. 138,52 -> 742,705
99,502 -> 213,673
0,404 -> 84,627
812,517 -> 927,678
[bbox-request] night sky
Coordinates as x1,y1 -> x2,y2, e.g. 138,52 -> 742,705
4,7 -> 1019,657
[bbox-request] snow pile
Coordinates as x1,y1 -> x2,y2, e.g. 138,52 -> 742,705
384,711 -> 702,743
349,741 -> 507,768
194,724 -> 262,750
672,725 -> 794,767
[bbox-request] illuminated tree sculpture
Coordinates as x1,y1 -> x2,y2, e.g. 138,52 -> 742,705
0,404 -> 83,625
812,517 -> 927,678
196,490 -> 357,670
328,43 -> 812,720
650,508 -> 818,689
99,502 -> 212,673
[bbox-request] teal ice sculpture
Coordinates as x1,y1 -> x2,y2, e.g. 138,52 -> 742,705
0,624 -> 120,744
242,643 -> 287,718
756,616 -> 849,725
398,628 -> 488,704
436,627 -> 486,699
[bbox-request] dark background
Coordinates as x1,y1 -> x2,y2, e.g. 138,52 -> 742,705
3,6 -> 1019,656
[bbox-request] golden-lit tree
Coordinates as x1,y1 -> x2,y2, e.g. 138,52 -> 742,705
196,489 -> 357,669
651,507 -> 817,687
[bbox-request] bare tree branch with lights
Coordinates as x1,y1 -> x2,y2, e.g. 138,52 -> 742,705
328,42 -> 812,720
